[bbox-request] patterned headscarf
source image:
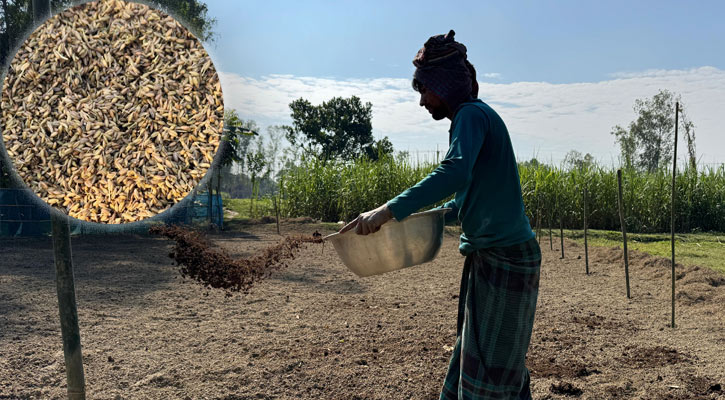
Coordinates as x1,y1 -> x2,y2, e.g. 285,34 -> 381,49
413,30 -> 476,113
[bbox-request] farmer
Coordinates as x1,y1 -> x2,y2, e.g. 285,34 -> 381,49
339,30 -> 541,399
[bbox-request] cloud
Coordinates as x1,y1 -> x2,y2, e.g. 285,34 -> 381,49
219,66 -> 725,165
482,72 -> 502,79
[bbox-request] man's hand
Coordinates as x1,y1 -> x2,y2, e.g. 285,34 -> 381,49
339,204 -> 394,235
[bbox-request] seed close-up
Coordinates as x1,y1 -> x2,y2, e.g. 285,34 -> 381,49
1,0 -> 224,224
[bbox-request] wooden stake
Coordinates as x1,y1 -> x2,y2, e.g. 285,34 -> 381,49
671,102 -> 680,328
583,186 -> 589,275
559,211 -> 564,259
273,196 -> 281,235
533,191 -> 540,244
617,169 -> 631,299
35,1 -> 85,398
548,212 -> 553,251
51,213 -> 86,400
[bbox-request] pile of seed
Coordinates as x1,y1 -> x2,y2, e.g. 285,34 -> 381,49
149,225 -> 323,295
1,0 -> 223,223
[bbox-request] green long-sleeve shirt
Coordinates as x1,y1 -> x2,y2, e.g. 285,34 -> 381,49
386,99 -> 534,255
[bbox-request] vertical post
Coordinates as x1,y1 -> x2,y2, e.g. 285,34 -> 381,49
51,213 -> 86,400
583,186 -> 589,275
617,169 -> 631,299
35,3 -> 85,397
32,0 -> 50,22
671,102 -> 680,328
559,211 -> 564,259
207,172 -> 213,226
534,191 -> 540,243
548,212 -> 553,250
273,196 -> 280,235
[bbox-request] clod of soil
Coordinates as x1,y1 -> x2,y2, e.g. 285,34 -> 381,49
617,345 -> 691,368
550,381 -> 583,397
149,224 -> 322,295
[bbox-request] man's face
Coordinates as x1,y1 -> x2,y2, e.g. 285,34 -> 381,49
418,85 -> 449,120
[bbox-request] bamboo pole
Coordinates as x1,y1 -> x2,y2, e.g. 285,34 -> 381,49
583,186 -> 589,275
273,196 -> 281,235
617,169 -> 631,299
559,211 -> 564,259
34,0 -> 86,398
536,193 -> 541,244
671,102 -> 680,328
51,214 -> 86,400
548,212 -> 553,250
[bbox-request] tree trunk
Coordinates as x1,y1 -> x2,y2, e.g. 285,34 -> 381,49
1,0 -> 10,68
249,175 -> 255,217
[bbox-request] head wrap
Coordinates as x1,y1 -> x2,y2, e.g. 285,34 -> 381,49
413,30 -> 475,113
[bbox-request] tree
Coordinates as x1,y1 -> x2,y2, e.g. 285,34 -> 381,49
365,136 -> 394,161
151,0 -> 216,43
680,109 -> 697,170
611,124 -> 636,169
222,109 -> 258,174
245,139 -> 269,217
611,90 -> 694,173
520,157 -> 541,168
563,150 -> 594,170
212,109 -> 257,224
282,95 -> 392,161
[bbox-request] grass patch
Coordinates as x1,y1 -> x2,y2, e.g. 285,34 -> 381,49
544,228 -> 725,274
224,198 -> 275,220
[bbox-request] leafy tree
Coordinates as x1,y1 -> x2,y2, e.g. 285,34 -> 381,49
151,0 -> 216,43
680,109 -> 697,170
365,136 -> 394,161
611,90 -> 694,173
563,150 -> 594,170
222,109 -> 258,173
394,150 -> 410,164
282,95 -> 393,161
264,125 -> 285,180
611,124 -> 636,169
520,157 -> 541,168
211,109 -> 257,224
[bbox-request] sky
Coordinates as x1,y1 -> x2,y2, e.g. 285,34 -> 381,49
200,0 -> 725,165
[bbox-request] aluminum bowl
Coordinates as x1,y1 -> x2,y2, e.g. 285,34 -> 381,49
325,208 -> 450,277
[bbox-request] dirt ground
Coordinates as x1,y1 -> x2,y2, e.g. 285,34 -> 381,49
1,222 -> 724,399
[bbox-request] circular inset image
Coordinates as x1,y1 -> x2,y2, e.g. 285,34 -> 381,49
0,0 -> 223,224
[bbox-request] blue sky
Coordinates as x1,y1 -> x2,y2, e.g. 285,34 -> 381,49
205,1 -> 725,83
199,0 -> 725,164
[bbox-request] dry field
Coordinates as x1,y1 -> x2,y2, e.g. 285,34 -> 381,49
1,222 -> 724,399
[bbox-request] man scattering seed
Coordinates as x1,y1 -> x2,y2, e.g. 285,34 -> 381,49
340,30 -> 541,399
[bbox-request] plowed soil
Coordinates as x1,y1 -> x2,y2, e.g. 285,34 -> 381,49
1,222 -> 724,399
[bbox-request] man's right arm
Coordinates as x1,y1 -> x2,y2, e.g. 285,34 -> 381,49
440,198 -> 459,225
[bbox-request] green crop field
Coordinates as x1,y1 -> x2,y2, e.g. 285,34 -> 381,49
223,154 -> 725,274
276,155 -> 725,232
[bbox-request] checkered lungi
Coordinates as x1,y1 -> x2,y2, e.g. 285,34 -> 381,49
440,237 -> 541,400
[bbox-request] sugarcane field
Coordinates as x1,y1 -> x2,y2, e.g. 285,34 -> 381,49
2,1 -> 725,399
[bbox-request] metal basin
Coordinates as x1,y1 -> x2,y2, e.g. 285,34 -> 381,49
325,208 -> 450,277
